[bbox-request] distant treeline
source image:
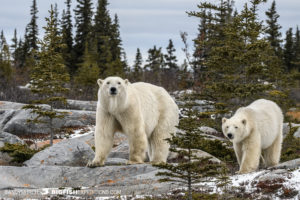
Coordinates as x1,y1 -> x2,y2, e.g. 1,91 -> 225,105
0,0 -> 299,102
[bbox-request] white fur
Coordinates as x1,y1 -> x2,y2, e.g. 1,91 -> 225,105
87,77 -> 179,167
222,99 -> 283,174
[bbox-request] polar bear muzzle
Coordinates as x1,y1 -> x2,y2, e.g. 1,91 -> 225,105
110,87 -> 117,95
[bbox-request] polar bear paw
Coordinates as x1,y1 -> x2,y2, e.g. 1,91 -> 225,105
126,160 -> 144,165
86,160 -> 104,168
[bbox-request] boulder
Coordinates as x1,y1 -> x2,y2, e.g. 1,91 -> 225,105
294,127 -> 300,138
108,140 -> 129,160
0,107 -> 95,136
24,138 -> 94,167
0,132 -> 24,148
0,101 -> 26,110
168,148 -> 222,164
105,157 -> 128,165
271,158 -> 300,169
66,99 -> 97,111
0,152 -> 12,165
199,126 -> 218,134
0,164 -> 178,198
282,123 -> 300,138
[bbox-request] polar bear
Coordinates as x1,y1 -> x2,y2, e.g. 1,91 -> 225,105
87,76 -> 179,167
222,99 -> 283,174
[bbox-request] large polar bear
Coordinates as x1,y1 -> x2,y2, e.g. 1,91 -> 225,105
87,76 -> 179,167
222,99 -> 283,174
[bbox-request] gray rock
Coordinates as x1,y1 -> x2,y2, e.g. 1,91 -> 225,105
0,132 -> 24,148
168,148 -> 222,164
283,123 -> 300,138
175,100 -> 186,106
271,158 -> 300,169
108,140 -> 129,159
199,126 -> 218,134
76,132 -> 94,147
0,152 -> 13,165
66,99 -> 97,111
0,106 -> 95,136
0,164 -> 178,198
24,138 -> 94,167
283,123 -> 290,137
258,169 -> 287,182
64,120 -> 84,127
294,127 -> 300,138
105,158 -> 128,165
0,101 -> 26,110
0,109 -> 16,130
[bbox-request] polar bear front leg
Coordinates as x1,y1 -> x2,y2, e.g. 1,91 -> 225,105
237,135 -> 261,174
87,114 -> 116,168
127,126 -> 148,165
233,142 -> 243,166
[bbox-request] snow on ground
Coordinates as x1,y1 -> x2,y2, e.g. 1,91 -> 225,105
194,167 -> 300,199
283,169 -> 300,192
69,125 -> 95,139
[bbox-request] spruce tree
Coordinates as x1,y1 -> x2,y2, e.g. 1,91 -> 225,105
164,39 -> 178,71
265,0 -> 282,57
93,0 -> 111,75
74,0 -> 93,71
145,46 -> 164,85
0,31 -> 13,83
25,0 -> 39,51
53,4 -> 59,30
292,27 -> 300,72
106,14 -> 125,77
284,28 -> 294,72
93,0 -> 124,77
11,29 -> 18,65
189,0 -> 288,118
111,15 -> 122,61
154,113 -> 226,200
23,5 -> 70,146
75,40 -> 100,99
133,48 -> 143,81
189,0 -> 234,84
61,0 -> 74,74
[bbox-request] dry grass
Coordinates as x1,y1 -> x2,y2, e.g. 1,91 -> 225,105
286,110 -> 300,122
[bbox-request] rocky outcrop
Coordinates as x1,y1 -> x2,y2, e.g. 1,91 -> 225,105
283,123 -> 300,137
0,164 -> 178,198
24,138 -> 95,167
0,101 -> 96,136
0,132 -> 24,148
66,99 -> 97,111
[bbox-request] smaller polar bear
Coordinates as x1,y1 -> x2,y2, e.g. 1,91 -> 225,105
222,99 -> 283,174
87,77 -> 179,167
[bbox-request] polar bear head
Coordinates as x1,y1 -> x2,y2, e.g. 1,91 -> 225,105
222,114 -> 250,143
97,76 -> 129,99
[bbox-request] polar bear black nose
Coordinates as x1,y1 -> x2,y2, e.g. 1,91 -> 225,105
227,133 -> 233,139
110,87 -> 117,95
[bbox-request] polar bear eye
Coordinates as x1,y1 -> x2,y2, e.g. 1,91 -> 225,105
118,82 -> 121,85
107,82 -> 110,85
226,126 -> 229,129
235,126 -> 238,129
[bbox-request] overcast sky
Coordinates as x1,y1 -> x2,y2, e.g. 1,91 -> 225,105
0,0 -> 300,66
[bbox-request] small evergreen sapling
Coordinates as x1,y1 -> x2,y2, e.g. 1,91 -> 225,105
154,113 -> 226,200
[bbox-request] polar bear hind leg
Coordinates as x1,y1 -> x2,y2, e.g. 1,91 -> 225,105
149,116 -> 177,164
262,132 -> 282,167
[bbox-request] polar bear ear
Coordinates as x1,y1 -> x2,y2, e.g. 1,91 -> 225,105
222,117 -> 227,124
242,119 -> 247,125
97,79 -> 103,87
124,79 -> 129,85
